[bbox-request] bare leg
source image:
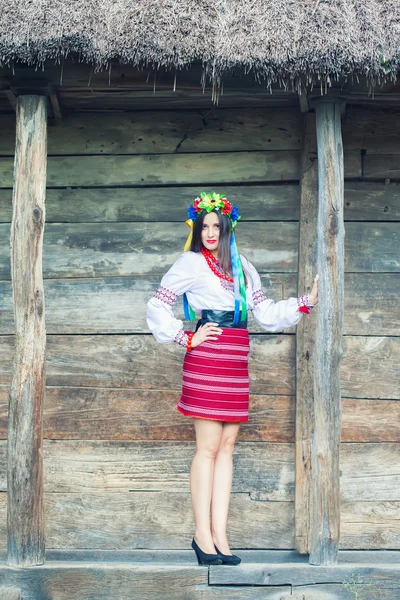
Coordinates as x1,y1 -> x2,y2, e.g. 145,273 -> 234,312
191,418 -> 223,554
210,422 -> 241,555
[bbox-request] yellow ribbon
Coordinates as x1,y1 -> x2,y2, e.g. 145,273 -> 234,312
183,218 -> 193,252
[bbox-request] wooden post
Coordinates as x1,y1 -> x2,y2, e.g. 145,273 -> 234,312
295,112 -> 318,555
8,95 -> 47,566
309,97 -> 345,565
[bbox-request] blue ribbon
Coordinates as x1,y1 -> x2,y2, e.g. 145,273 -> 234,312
230,231 -> 247,324
183,291 -> 195,321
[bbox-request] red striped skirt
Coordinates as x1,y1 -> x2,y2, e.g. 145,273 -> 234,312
176,327 -> 250,422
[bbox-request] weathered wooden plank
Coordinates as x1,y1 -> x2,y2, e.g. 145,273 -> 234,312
0,386 -> 292,442
0,567 -> 396,600
0,109 -> 303,155
340,501 -> 400,550
1,274 -> 398,335
341,336 -> 400,400
345,222 -> 399,272
0,564 -> 290,600
0,561 -> 210,600
0,441 -> 295,498
2,181 -> 398,223
343,273 -> 400,335
327,275 -> 399,335
0,106 -> 397,156
342,399 -> 400,441
0,151 -> 300,187
1,389 -> 398,443
311,99 -> 345,565
0,559 -> 398,600
0,150 -> 361,187
0,273 -> 286,334
1,60 -> 290,91
0,222 -> 301,280
0,184 -> 301,222
56,88 -> 400,110
295,112 -> 318,555
295,582 -> 400,600
57,90 -> 300,110
364,154 -> 400,179
1,334 -> 398,402
22,391 -> 288,443
3,547 -> 397,563
1,220 -> 397,281
0,491 -> 295,549
8,94 -> 47,567
0,333 -> 296,395
344,181 -> 400,220
342,107 -> 400,154
0,492 -> 398,550
0,441 -> 398,501
209,561 -> 400,585
340,443 -> 400,501
1,62 -> 397,105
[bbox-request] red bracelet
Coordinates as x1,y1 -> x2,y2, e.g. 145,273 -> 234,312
298,305 -> 311,314
186,331 -> 195,352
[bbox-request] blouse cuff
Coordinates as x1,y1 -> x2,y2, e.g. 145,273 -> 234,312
174,326 -> 190,348
297,293 -> 314,314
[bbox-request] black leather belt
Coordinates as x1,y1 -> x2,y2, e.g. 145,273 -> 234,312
195,309 -> 248,332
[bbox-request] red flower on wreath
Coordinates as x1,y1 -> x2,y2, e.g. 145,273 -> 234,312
193,198 -> 202,212
221,199 -> 233,214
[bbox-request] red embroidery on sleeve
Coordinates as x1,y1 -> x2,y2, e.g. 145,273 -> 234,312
252,289 -> 269,307
153,285 -> 179,307
174,326 -> 190,347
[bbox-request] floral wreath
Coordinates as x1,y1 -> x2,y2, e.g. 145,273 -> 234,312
187,192 -> 241,230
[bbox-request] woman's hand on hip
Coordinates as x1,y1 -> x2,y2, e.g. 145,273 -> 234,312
191,322 -> 223,349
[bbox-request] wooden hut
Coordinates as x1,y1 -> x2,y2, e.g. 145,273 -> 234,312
0,1 -> 399,598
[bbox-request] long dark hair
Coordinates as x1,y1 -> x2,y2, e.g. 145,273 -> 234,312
189,208 -> 248,289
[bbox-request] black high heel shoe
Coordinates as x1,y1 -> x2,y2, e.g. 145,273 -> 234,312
213,543 -> 241,565
192,537 -> 223,566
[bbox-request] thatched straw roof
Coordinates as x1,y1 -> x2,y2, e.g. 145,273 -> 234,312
0,0 -> 399,96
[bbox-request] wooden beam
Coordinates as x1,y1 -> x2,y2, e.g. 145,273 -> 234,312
3,88 -> 17,111
49,91 -> 62,122
6,78 -> 53,97
298,82 -> 310,113
8,95 -> 47,566
295,112 -> 318,555
309,96 -> 345,565
1,77 -> 62,122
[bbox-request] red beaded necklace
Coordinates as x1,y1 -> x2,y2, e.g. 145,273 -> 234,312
200,246 -> 234,283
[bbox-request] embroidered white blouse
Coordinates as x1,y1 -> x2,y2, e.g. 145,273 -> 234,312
146,250 -> 314,347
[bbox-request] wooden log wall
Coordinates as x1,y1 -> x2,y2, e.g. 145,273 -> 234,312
0,106 -> 399,551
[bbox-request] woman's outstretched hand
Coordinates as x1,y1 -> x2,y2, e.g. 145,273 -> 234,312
191,322 -> 223,349
308,274 -> 319,306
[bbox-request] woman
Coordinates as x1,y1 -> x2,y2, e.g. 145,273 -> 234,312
146,192 -> 318,566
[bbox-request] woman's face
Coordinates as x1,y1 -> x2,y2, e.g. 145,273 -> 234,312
201,211 -> 220,256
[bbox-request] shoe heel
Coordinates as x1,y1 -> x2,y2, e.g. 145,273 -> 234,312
192,537 -> 222,566
213,543 -> 242,565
